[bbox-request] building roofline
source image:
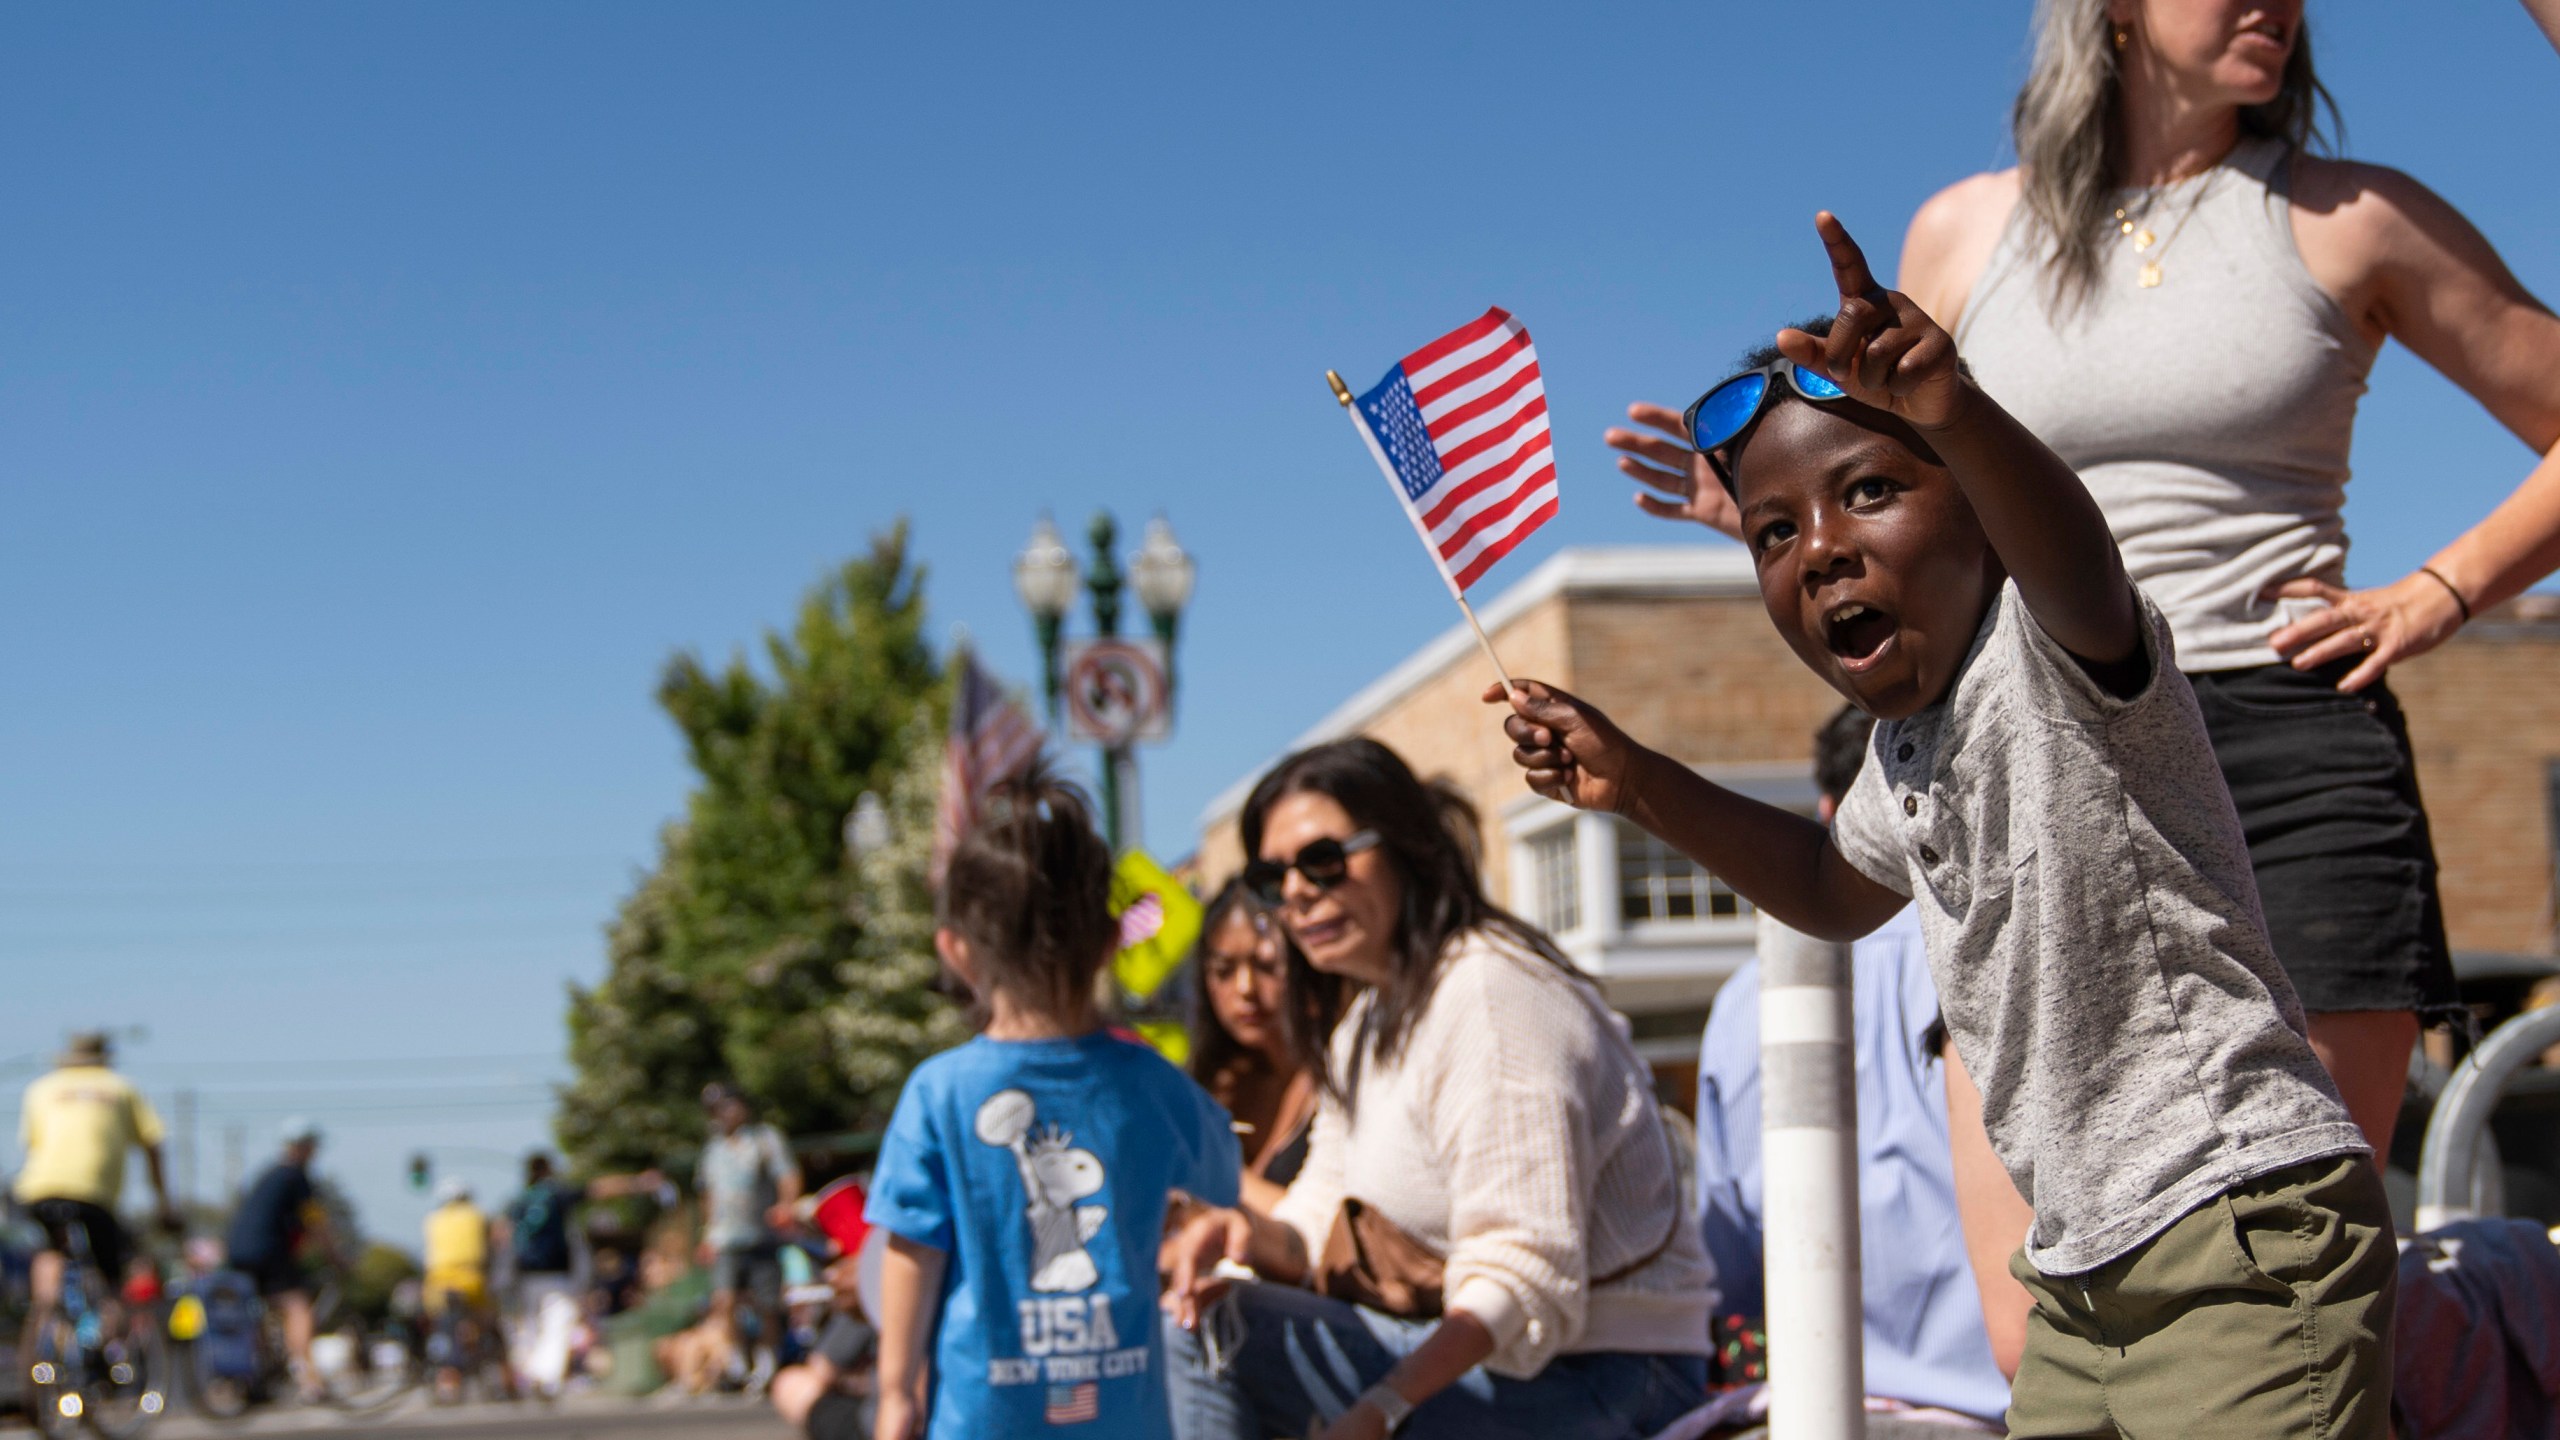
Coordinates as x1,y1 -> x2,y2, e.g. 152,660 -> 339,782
1198,544 -> 1758,828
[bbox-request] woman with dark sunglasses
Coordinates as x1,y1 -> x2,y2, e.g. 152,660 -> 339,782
1162,738 -> 1711,1440
1614,0 -> 2560,1380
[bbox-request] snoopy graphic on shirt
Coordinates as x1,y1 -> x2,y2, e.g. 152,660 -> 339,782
864,1032 -> 1241,1437
975,1089 -> 1109,1293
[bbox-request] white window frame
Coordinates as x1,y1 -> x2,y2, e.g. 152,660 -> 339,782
1503,762 -> 1819,959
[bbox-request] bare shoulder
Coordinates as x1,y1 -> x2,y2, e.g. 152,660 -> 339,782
1901,169 -> 2022,331
2287,155 -> 2457,249
2288,154 -> 2526,335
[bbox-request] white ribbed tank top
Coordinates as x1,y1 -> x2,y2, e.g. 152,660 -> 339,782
1956,137 -> 2378,671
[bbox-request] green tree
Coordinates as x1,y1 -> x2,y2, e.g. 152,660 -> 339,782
558,525 -> 962,1173
344,1243 -> 420,1326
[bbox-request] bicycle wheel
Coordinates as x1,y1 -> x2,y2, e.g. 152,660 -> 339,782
81,1311 -> 172,1440
183,1338 -> 254,1422
472,1330 -> 518,1406
319,1324 -> 416,1415
26,1310 -> 84,1439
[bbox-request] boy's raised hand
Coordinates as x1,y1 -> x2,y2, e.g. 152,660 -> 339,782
1485,680 -> 1650,815
1774,212 -> 1966,432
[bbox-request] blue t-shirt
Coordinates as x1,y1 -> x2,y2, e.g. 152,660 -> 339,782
867,1032 -> 1240,1440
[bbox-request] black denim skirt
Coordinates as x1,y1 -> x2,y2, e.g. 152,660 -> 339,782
2186,659 -> 2459,1019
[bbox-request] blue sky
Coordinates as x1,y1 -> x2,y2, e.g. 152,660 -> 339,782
7,2 -> 2557,1243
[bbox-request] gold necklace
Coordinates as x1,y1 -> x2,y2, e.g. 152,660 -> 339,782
2112,171 -> 2216,289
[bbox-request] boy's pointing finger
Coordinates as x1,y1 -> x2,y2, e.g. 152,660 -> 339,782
1813,210 -> 1884,301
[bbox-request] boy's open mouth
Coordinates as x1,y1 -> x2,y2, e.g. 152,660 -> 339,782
1824,600 -> 1898,673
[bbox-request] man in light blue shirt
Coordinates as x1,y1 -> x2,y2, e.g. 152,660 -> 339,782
1694,707 -> 2009,1431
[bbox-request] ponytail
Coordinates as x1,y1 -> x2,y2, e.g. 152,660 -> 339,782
937,759 -> 1117,1023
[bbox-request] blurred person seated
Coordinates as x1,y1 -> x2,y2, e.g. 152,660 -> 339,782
768,1250 -> 875,1440
656,1313 -> 735,1396
1185,880 -> 1339,1211
587,1243 -> 639,1318
1692,706 -> 2011,1434
1162,739 -> 1711,1440
622,1219 -> 732,1393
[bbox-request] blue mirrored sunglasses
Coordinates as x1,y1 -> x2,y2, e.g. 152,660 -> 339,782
1681,361 -> 1848,455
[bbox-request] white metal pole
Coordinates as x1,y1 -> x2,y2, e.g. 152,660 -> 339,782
1757,913 -> 1865,1440
1114,748 -> 1143,856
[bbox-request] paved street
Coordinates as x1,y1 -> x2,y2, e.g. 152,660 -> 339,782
108,1395 -> 791,1440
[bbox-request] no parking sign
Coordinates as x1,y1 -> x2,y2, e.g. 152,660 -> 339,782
1061,638 -> 1170,746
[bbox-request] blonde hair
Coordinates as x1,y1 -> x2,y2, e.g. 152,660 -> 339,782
2011,0 -> 2340,311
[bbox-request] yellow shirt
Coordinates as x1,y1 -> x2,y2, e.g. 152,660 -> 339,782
423,1201 -> 489,1276
14,1066 -> 163,1209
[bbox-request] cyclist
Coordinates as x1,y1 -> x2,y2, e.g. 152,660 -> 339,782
422,1176 -> 503,1401
15,1031 -> 178,1335
497,1152 -> 660,1398
223,1119 -> 332,1401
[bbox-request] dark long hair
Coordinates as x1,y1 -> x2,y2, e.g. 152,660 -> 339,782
1239,737 -> 1579,1107
1184,879 -> 1342,1106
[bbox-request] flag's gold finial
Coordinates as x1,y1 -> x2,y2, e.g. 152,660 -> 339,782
1325,370 -> 1353,407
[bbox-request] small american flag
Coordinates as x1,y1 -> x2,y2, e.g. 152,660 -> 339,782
1044,1381 -> 1100,1424
929,648 -> 1044,886
1353,307 -> 1558,592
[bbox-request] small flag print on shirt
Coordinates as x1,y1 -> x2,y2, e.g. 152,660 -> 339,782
1045,1381 -> 1100,1424
1354,307 -> 1558,592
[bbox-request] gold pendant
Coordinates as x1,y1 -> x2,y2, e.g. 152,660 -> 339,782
2138,261 -> 2163,288
2132,229 -> 2156,251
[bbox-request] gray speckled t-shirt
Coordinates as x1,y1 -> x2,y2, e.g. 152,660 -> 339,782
1832,581 -> 2363,1275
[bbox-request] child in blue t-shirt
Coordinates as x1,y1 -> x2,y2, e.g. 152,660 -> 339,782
867,766 -> 1241,1440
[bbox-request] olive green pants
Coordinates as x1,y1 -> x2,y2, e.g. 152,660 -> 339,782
2007,1155 -> 2396,1440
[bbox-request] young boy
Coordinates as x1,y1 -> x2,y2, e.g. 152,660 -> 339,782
866,770 -> 1241,1440
1493,214 -> 2393,1439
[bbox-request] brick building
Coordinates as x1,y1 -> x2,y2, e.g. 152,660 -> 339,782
1197,546 -> 2560,1081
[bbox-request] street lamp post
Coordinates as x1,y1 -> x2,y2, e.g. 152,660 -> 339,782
1011,516 -> 1081,717
1014,510 -> 1192,853
1132,515 -> 1197,698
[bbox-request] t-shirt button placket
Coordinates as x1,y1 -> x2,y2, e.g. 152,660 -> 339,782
1902,795 -> 1919,817
1919,844 -> 1940,866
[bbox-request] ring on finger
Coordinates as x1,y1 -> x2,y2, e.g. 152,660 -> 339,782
2360,631 -> 2376,651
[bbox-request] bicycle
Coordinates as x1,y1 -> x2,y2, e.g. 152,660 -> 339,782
22,1210 -> 170,1439
174,1268 -> 416,1420
424,1284 -> 513,1407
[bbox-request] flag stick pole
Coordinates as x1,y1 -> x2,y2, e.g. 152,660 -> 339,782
1327,370 -> 1519,699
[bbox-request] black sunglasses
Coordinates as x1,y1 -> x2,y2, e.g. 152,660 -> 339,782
1243,830 -> 1381,906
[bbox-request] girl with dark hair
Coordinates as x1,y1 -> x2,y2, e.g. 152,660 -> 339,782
866,765 -> 1242,1440
1184,880 -> 1333,1208
1162,738 -> 1711,1440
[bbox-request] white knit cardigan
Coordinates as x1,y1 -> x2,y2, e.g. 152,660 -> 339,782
1271,927 -> 1715,1376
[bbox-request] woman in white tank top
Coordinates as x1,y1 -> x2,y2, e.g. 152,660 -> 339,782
1607,0 -> 2560,1382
